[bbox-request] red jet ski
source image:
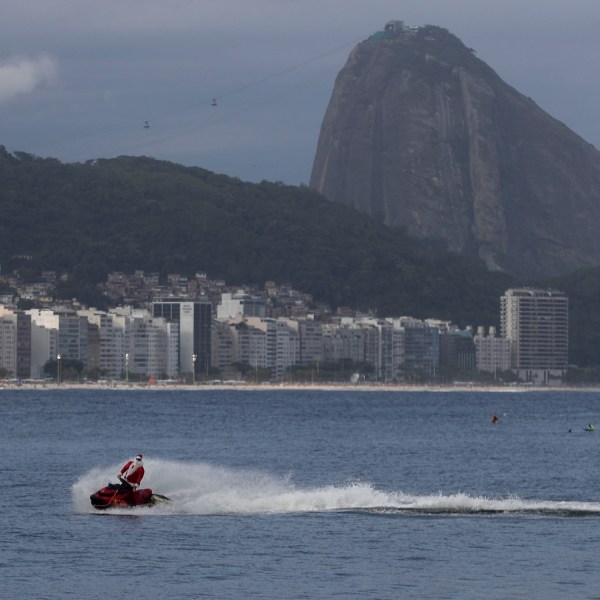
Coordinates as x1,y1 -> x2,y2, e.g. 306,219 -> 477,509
90,483 -> 170,510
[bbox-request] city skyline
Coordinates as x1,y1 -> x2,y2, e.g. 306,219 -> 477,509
0,284 -> 569,385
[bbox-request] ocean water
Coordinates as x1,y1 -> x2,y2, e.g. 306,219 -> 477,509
2,387 -> 600,599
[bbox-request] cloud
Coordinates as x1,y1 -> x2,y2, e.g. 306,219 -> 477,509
0,55 -> 57,103
2,1 -> 600,182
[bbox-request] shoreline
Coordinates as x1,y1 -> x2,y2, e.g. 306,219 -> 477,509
1,381 -> 599,393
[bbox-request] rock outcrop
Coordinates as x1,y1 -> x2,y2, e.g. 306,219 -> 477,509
310,23 -> 600,278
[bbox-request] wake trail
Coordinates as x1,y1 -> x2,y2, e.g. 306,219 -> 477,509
72,459 -> 600,517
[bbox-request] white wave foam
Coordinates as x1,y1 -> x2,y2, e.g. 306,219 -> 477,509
72,459 -> 600,516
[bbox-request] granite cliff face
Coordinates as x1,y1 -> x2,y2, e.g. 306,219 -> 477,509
310,23 -> 600,278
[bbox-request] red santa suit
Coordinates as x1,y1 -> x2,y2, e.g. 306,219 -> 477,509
118,454 -> 145,490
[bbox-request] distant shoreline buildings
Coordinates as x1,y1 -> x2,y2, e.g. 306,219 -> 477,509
0,270 -> 568,385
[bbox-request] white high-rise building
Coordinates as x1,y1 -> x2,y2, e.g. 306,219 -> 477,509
29,321 -> 58,379
230,321 -> 268,373
474,326 -> 512,373
153,301 -> 211,378
0,307 -> 31,379
130,316 -> 169,378
27,308 -> 88,378
78,309 -> 127,379
217,291 -> 266,320
111,307 -> 178,379
322,325 -> 365,364
246,317 -> 298,381
297,319 -> 323,366
388,317 -> 439,379
0,315 -> 16,376
211,320 -> 237,379
500,288 -> 568,384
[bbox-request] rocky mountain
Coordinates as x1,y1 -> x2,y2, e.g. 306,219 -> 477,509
310,22 -> 600,279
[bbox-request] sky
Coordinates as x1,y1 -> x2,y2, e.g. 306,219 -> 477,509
2,0 -> 600,185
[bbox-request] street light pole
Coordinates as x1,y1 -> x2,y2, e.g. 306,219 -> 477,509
192,354 -> 197,384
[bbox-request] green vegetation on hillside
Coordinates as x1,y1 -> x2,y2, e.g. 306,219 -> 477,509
2,146 -> 600,366
0,147 -> 510,323
546,266 -> 600,367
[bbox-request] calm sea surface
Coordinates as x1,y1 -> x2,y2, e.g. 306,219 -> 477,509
2,388 -> 600,599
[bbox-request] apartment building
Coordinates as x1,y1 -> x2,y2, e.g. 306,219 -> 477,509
153,301 -> 212,378
500,288 -> 568,383
0,307 -> 31,379
27,308 -> 88,378
388,317 -> 440,378
322,324 -> 365,364
78,309 -> 128,379
216,291 -> 266,320
0,314 -> 15,376
439,329 -> 476,372
297,319 -> 323,366
245,317 -> 299,381
474,326 -> 512,373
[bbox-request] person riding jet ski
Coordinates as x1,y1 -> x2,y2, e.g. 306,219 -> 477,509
90,453 -> 169,509
118,453 -> 145,491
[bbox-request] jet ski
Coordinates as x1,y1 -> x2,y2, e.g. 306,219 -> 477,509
90,483 -> 171,510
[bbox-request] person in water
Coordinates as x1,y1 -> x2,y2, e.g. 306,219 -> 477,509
491,413 -> 500,424
117,453 -> 145,491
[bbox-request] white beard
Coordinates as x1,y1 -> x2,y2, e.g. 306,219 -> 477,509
125,460 -> 142,478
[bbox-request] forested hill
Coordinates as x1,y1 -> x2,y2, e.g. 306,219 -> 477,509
0,147 -> 513,327
3,147 -> 600,366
